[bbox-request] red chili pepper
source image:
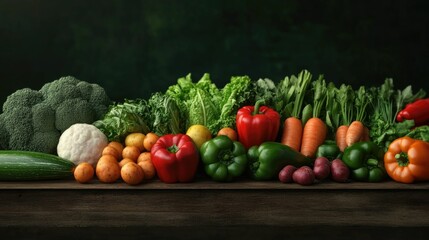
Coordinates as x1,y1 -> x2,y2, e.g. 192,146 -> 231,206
150,134 -> 199,183
236,100 -> 280,149
396,98 -> 429,126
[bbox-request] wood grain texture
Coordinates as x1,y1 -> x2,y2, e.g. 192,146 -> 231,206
1,178 -> 429,190
1,180 -> 429,239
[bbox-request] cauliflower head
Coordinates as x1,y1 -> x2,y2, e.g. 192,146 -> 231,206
57,123 -> 108,166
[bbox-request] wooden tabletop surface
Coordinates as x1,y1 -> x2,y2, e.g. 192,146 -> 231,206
1,178 -> 429,190
1,178 -> 429,240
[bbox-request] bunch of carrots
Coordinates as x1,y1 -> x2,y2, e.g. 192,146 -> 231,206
335,85 -> 371,152
280,70 -> 371,158
281,70 -> 327,158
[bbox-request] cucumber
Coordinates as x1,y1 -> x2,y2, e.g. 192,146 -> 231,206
0,150 -> 75,181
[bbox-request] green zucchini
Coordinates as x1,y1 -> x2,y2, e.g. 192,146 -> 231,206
0,150 -> 75,181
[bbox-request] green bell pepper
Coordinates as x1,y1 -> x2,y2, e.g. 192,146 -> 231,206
200,135 -> 248,182
316,140 -> 342,160
342,141 -> 386,182
247,142 -> 313,181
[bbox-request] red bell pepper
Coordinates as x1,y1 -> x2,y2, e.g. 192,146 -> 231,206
236,100 -> 280,149
396,98 -> 429,126
151,134 -> 199,183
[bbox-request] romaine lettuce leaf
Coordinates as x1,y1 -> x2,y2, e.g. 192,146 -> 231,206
217,75 -> 253,130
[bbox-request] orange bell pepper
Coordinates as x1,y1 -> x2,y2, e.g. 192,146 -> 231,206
384,136 -> 429,183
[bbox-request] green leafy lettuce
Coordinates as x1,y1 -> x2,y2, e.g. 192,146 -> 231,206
93,99 -> 151,142
407,125 -> 429,142
147,92 -> 185,136
217,75 -> 253,130
253,78 -> 276,108
186,74 -> 221,133
165,73 -> 253,135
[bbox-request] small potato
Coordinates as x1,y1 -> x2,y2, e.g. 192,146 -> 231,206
74,162 -> 94,184
143,132 -> 159,152
292,166 -> 315,186
278,165 -> 297,183
125,133 -> 146,151
121,162 -> 144,185
313,157 -> 331,180
97,154 -> 118,165
138,160 -> 156,180
119,158 -> 135,168
102,145 -> 121,160
137,152 -> 151,163
122,146 -> 141,162
96,159 -> 121,183
108,141 -> 124,156
331,159 -> 350,183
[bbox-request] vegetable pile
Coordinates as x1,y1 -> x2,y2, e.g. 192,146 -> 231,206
0,76 -> 111,154
0,70 -> 428,185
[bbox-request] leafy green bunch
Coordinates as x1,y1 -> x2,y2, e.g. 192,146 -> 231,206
369,78 -> 426,150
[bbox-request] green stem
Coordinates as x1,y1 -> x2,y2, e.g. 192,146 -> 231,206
395,152 -> 409,167
253,100 -> 265,115
219,149 -> 233,165
168,144 -> 179,153
290,70 -> 312,118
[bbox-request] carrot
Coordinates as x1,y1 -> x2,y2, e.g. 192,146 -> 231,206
346,86 -> 371,145
360,125 -> 370,142
300,117 -> 327,158
299,76 -> 328,158
280,117 -> 303,152
280,70 -> 312,151
336,125 -> 349,152
345,120 -> 365,147
335,84 -> 354,151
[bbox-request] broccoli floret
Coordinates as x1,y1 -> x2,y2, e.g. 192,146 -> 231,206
77,81 -> 111,119
0,75 -> 111,154
40,75 -> 112,133
29,131 -> 61,153
0,114 -> 9,149
41,76 -> 111,119
3,107 -> 34,150
2,88 -> 43,113
55,98 -> 95,132
40,76 -> 82,109
3,106 -> 33,134
1,94 -> 51,152
30,103 -> 59,153
3,104 -> 59,153
32,102 -> 56,132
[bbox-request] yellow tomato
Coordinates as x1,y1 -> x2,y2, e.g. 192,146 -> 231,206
186,124 -> 212,149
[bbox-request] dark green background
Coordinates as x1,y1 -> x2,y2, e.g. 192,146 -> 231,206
1,0 -> 428,105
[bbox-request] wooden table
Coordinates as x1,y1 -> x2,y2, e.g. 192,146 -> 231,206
1,179 -> 429,240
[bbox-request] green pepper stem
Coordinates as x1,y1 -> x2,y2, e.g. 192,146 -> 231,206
168,144 -> 179,153
395,152 -> 409,167
219,149 -> 234,165
253,99 -> 266,115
